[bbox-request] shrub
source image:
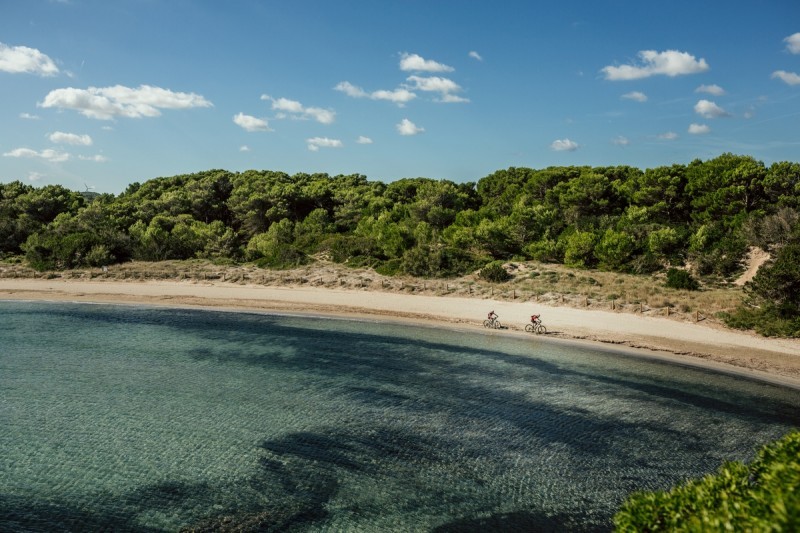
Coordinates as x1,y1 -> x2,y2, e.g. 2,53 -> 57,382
563,231 -> 598,268
665,268 -> 700,291
375,258 -> 402,276
479,261 -> 511,283
614,430 -> 800,532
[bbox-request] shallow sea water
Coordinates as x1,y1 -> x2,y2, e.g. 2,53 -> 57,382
1,300 -> 799,532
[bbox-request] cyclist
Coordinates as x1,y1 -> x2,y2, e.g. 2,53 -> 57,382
488,310 -> 498,322
530,314 -> 541,325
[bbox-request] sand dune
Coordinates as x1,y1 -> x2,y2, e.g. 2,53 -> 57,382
1,277 -> 798,389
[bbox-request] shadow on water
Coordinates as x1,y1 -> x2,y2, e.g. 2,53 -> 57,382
0,494 -> 160,533
4,303 -> 800,531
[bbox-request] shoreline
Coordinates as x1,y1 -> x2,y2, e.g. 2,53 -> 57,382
2,277 -> 800,390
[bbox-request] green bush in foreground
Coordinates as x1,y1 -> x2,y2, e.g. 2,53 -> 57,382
479,261 -> 511,282
665,268 -> 700,291
614,430 -> 800,532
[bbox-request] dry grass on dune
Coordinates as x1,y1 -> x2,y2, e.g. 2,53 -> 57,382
0,258 -> 746,327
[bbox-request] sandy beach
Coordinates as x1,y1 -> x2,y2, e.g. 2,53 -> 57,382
2,276 -> 799,390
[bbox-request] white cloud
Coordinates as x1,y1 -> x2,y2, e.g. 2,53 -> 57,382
772,70 -> 800,86
77,154 -> 107,162
20,112 -> 40,120
49,131 -> 92,146
3,147 -> 70,162
406,75 -> 461,93
0,42 -> 59,76
371,88 -> 417,104
468,51 -> 483,61
612,136 -> 630,146
306,137 -> 343,151
396,118 -> 424,136
405,75 -> 469,103
658,131 -> 678,140
694,99 -> 730,118
356,136 -> 373,144
621,91 -> 647,102
440,94 -> 470,103
399,53 -> 454,73
304,107 -> 335,124
696,84 -> 725,96
260,95 -> 336,124
239,145 -> 250,152
602,50 -> 709,80
688,123 -> 710,134
27,172 -> 45,182
39,85 -> 212,120
335,81 -> 417,105
270,97 -> 304,113
784,32 -> 800,54
334,81 -> 367,98
550,138 -> 579,151
233,112 -> 270,132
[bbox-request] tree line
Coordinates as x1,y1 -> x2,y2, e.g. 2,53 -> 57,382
1,153 -> 799,334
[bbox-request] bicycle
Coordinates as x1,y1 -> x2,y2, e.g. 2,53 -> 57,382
525,318 -> 546,334
483,316 -> 502,329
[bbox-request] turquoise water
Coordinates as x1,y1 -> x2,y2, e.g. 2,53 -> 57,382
1,301 -> 798,532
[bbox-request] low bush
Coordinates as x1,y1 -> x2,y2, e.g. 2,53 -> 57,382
479,261 -> 511,283
614,430 -> 800,531
665,268 -> 700,290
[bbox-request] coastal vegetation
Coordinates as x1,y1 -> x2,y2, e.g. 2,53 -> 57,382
614,430 -> 800,531
1,153 -> 799,335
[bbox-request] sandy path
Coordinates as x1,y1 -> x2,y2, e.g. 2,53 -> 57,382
1,278 -> 799,389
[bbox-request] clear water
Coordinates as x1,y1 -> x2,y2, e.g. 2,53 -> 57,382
1,301 -> 798,532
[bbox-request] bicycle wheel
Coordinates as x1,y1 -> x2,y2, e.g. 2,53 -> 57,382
536,324 -> 547,334
483,320 -> 492,328
493,320 -> 501,329
525,323 -> 534,333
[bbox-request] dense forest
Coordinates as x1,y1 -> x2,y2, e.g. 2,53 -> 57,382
2,153 -> 799,334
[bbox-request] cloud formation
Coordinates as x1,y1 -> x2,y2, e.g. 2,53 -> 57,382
695,84 -> 725,96
772,70 -> 800,86
3,147 -> 70,162
49,131 -> 92,146
658,132 -> 678,140
550,138 -> 579,151
399,53 -> 453,73
612,136 -> 630,146
405,75 -> 469,103
785,32 -> 800,54
261,95 -> 335,124
356,136 -> 373,144
688,123 -> 710,134
306,137 -> 343,151
39,85 -> 212,119
335,81 -> 417,105
694,99 -> 730,118
0,42 -> 59,76
469,51 -> 483,61
233,112 -> 270,132
396,118 -> 424,136
602,50 -> 709,80
78,154 -> 107,162
621,91 -> 647,102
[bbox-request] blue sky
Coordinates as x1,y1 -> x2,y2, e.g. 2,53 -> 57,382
2,0 -> 799,194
